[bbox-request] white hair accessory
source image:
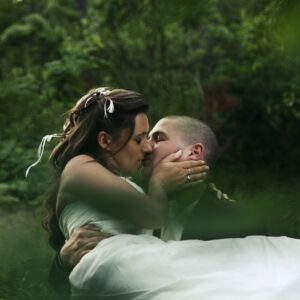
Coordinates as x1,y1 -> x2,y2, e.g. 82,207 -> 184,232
84,95 -> 95,109
94,88 -> 115,118
83,88 -> 115,118
103,97 -> 114,118
25,133 -> 61,178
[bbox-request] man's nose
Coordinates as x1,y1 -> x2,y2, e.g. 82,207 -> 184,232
147,137 -> 155,148
142,140 -> 153,153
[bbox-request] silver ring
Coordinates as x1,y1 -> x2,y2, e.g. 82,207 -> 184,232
186,174 -> 191,183
187,168 -> 192,175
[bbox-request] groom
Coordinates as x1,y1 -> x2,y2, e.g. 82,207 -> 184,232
145,116 -> 267,241
49,116 -> 268,294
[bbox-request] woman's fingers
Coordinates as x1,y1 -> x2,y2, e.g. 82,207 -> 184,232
163,166 -> 208,189
179,165 -> 208,185
161,149 -> 183,163
153,157 -> 209,193
184,179 -> 205,188
177,160 -> 207,169
187,173 -> 207,182
181,173 -> 206,186
186,165 -> 209,175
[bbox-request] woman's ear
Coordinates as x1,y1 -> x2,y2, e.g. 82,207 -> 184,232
188,143 -> 204,160
97,131 -> 112,150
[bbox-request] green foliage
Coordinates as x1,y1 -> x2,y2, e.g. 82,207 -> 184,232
0,0 -> 299,202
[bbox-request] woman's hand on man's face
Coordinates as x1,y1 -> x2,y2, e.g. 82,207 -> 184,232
150,150 -> 209,194
59,225 -> 112,269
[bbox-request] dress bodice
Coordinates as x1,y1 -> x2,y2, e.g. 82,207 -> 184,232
59,177 -> 152,239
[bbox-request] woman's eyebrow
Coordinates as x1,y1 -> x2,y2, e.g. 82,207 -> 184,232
133,131 -> 148,138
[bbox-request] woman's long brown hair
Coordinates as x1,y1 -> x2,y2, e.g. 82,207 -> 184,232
42,88 -> 149,251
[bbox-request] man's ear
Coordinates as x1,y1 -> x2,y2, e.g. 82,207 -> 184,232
188,143 -> 204,160
97,131 -> 112,150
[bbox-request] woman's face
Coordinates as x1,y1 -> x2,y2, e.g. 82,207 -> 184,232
110,113 -> 152,176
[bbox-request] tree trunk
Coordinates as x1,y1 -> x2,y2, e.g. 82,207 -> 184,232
76,0 -> 88,16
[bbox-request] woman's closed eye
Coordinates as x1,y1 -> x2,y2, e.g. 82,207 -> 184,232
134,137 -> 142,145
134,134 -> 148,145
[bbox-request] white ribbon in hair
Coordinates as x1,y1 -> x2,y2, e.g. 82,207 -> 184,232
84,88 -> 115,118
95,88 -> 115,119
25,133 -> 61,178
84,96 -> 94,109
103,97 -> 114,118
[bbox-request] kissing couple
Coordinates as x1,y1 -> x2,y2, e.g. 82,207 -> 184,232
28,87 -> 300,299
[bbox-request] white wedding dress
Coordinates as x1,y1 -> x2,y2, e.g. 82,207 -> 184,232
60,178 -> 300,300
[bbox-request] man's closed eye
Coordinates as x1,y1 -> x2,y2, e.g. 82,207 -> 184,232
154,133 -> 165,143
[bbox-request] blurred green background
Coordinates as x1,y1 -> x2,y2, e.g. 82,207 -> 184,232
0,0 -> 300,299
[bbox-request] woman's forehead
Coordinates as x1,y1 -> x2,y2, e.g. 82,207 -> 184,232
133,113 -> 149,135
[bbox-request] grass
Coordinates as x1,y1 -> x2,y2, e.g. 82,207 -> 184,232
0,205 -> 58,300
214,164 -> 300,238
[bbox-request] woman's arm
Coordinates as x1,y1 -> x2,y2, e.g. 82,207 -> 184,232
57,154 -> 207,229
57,155 -> 168,229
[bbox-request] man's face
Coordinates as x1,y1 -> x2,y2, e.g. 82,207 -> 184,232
142,118 -> 188,175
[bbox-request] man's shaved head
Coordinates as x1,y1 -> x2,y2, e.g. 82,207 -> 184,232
162,116 -> 219,165
144,116 -> 220,176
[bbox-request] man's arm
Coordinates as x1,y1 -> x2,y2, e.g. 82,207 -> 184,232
48,253 -> 72,298
48,225 -> 111,296
182,184 -> 270,240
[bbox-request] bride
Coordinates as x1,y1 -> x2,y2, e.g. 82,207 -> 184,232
40,87 -> 300,299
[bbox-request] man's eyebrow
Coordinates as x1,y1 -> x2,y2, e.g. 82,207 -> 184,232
149,130 -> 166,138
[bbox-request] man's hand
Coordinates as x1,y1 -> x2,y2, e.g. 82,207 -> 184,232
59,225 -> 111,270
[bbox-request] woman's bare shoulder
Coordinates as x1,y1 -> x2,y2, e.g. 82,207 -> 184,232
57,155 -> 109,210
65,154 -> 95,169
60,153 -> 144,201
60,154 -> 123,191
62,155 -> 106,179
